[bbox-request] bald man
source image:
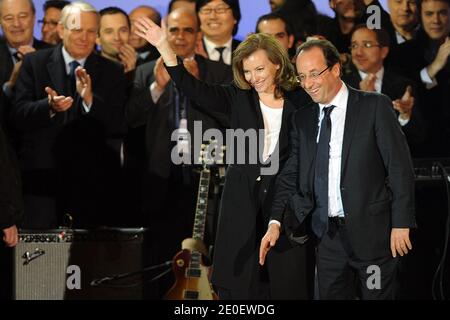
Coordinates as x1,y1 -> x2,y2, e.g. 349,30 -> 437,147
128,5 -> 162,65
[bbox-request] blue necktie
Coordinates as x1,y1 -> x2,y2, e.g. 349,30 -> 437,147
69,61 -> 80,96
312,105 -> 335,238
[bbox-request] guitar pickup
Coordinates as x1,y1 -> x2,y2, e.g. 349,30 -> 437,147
186,268 -> 201,278
184,290 -> 199,300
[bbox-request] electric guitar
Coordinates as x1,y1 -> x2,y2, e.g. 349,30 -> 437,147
164,142 -> 224,300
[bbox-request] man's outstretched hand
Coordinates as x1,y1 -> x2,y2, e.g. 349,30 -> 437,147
259,223 -> 280,265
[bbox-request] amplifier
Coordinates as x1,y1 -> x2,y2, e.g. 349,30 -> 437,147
413,158 -> 450,182
13,228 -> 146,300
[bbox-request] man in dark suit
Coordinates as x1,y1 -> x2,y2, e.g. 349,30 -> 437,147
390,0 -> 450,158
10,1 -> 127,229
128,5 -> 161,66
0,124 -> 22,246
260,39 -> 416,299
195,0 -> 241,65
343,25 -> 426,156
0,0 -> 50,130
39,0 -> 70,45
126,7 -> 232,297
96,7 -> 137,75
385,0 -> 419,46
0,123 -> 23,300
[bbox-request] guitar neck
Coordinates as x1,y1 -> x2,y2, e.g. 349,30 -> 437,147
192,168 -> 210,242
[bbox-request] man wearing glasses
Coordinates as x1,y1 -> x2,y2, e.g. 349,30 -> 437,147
260,39 -> 416,299
195,0 -> 241,65
343,24 -> 425,157
39,0 -> 70,45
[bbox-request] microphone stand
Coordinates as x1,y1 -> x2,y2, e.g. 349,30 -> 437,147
90,260 -> 172,287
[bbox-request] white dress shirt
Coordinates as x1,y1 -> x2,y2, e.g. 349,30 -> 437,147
317,81 -> 348,218
260,100 -> 283,162
203,36 -> 233,65
61,46 -> 91,112
269,85 -> 348,226
357,67 -> 384,94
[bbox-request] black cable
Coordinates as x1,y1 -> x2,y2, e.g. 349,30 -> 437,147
431,162 -> 450,300
90,260 -> 172,287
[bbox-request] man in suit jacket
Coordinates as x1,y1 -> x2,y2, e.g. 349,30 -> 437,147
195,0 -> 241,65
260,39 -> 416,299
0,124 -> 23,300
0,0 -> 51,131
385,0 -> 419,46
10,1 -> 127,229
128,5 -> 161,66
343,24 -> 426,156
0,124 -> 22,246
126,7 -> 232,298
390,0 -> 450,158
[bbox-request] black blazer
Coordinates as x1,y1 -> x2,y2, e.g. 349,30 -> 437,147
126,55 -> 233,178
11,44 -> 127,170
271,85 -> 416,261
390,29 -> 450,157
342,68 -> 426,156
165,62 -> 311,291
10,45 -> 127,227
0,37 -> 51,131
0,125 -> 23,230
136,44 -> 160,66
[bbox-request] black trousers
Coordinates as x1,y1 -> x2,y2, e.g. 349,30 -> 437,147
316,218 -> 399,300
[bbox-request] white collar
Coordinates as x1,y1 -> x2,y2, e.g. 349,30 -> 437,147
61,46 -> 88,73
318,81 -> 348,112
358,67 -> 384,93
358,67 -> 384,83
203,36 -> 233,56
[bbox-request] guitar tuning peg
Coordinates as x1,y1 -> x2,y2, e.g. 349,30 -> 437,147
216,160 -> 223,164
201,144 -> 206,149
198,157 -> 203,163
219,153 -> 225,157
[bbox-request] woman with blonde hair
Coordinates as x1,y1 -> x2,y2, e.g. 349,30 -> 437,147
135,18 -> 310,299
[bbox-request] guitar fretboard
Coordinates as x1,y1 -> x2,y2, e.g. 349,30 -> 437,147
192,169 -> 210,242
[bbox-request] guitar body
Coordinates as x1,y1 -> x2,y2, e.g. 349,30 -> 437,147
165,144 -> 224,300
164,249 -> 218,300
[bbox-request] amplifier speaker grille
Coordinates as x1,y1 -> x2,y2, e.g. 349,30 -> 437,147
13,228 -> 146,300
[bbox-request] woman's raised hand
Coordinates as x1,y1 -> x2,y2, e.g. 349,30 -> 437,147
134,17 -> 167,48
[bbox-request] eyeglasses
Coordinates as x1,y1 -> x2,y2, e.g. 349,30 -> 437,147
38,19 -> 59,28
349,42 -> 381,50
297,66 -> 330,85
199,6 -> 231,15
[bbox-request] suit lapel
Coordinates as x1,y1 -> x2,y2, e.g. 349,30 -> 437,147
305,103 -> 319,160
341,87 -> 360,177
278,98 -> 295,156
84,52 -> 99,84
251,90 -> 265,130
46,45 -> 67,96
195,55 -> 207,80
